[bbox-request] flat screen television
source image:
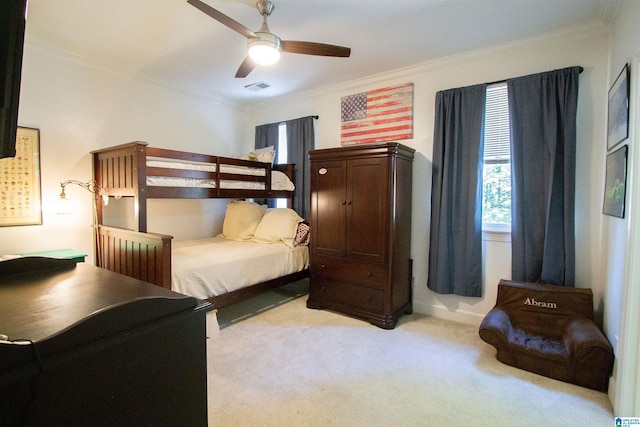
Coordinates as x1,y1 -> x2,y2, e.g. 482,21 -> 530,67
0,0 -> 28,159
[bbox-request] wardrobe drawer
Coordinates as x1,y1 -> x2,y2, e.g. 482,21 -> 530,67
311,279 -> 384,313
311,256 -> 387,289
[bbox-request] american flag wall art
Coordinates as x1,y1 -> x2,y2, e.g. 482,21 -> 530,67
340,83 -> 414,145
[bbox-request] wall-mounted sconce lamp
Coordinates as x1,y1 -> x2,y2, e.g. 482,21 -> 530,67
58,179 -> 107,263
58,179 -> 108,213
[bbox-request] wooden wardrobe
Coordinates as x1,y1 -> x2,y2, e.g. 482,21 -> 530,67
307,142 -> 414,329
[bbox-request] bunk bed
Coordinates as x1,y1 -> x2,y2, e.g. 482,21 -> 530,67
92,141 -> 310,308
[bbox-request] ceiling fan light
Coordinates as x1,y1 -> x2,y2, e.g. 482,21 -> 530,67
248,37 -> 281,66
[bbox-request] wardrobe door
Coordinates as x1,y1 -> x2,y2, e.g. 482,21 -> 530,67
346,157 -> 389,263
311,159 -> 347,258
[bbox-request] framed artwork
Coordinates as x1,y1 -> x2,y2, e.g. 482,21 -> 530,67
603,144 -> 628,218
0,127 -> 42,226
607,63 -> 629,150
340,83 -> 413,145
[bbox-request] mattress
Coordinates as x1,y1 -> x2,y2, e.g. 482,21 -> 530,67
146,159 -> 294,190
170,237 -> 309,300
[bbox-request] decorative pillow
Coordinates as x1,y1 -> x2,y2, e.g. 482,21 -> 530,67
237,145 -> 276,164
253,208 -> 303,247
293,222 -> 311,247
219,201 -> 267,241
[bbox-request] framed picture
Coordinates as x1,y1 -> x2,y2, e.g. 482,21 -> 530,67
0,127 -> 42,226
603,144 -> 628,218
340,83 -> 413,145
607,63 -> 629,150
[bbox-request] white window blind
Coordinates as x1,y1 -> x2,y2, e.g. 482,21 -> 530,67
277,122 -> 287,163
482,82 -> 511,227
484,83 -> 510,163
276,123 -> 288,208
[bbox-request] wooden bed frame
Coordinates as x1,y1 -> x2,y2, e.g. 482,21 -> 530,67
92,142 -> 309,308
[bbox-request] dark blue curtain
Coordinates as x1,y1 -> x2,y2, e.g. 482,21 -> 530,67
255,116 -> 315,218
285,116 -> 315,219
507,66 -> 580,286
254,122 -> 281,208
254,122 -> 280,153
428,84 -> 487,297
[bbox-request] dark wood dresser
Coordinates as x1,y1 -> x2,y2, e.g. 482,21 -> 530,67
307,142 -> 414,329
0,257 -> 211,426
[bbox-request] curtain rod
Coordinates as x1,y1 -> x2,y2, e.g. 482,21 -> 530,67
286,115 -> 318,120
271,115 -> 318,126
486,66 -> 584,86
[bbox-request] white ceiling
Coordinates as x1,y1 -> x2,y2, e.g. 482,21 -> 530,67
25,0 -> 616,106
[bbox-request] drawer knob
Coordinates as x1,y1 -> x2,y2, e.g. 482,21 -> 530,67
366,296 -> 372,302
320,264 -> 326,268
366,272 -> 373,277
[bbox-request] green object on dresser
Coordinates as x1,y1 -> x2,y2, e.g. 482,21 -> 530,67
19,249 -> 88,263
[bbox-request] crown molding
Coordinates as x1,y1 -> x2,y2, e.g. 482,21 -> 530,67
600,0 -> 623,28
24,17 -> 610,114
24,36 -> 250,111
248,21 -> 609,111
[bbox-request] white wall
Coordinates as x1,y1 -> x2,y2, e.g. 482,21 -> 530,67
1,3 -> 633,413
605,0 -> 640,415
0,37 -> 250,263
249,26 -> 610,326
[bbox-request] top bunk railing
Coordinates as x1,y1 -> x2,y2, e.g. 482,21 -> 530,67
92,141 -> 296,232
92,142 -> 296,195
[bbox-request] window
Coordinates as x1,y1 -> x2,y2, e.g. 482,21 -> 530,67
482,83 -> 511,230
275,123 -> 288,208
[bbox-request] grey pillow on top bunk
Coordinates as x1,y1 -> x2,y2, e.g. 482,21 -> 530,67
236,146 -> 275,164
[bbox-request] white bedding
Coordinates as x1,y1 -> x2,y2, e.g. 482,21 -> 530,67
170,237 -> 309,300
147,159 -> 264,175
146,159 -> 294,191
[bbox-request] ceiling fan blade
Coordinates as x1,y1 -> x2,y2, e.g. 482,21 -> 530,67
187,0 -> 257,39
235,57 -> 257,78
281,41 -> 351,58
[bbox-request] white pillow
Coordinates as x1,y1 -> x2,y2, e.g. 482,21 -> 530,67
272,171 -> 295,191
237,145 -> 276,164
253,208 -> 303,247
219,201 -> 267,241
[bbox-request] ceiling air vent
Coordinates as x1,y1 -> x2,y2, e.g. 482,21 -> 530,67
244,81 -> 270,92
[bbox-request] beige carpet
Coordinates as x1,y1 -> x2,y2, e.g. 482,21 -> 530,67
205,280 -> 613,426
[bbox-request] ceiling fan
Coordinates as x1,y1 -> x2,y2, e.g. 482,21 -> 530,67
187,0 -> 351,78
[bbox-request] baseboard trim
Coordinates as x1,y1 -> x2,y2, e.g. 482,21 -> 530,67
608,376 -> 616,409
413,301 -> 485,327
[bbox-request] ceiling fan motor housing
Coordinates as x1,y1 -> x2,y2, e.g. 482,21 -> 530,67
256,1 -> 275,16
